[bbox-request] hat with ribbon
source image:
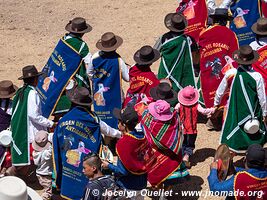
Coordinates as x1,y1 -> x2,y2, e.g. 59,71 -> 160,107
233,45 -> 259,65
18,65 -> 43,80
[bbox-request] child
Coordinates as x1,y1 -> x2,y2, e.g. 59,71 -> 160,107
32,130 -> 53,200
175,86 -> 214,167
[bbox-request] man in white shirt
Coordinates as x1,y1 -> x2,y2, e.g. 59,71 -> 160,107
11,65 -> 54,177
214,45 -> 267,153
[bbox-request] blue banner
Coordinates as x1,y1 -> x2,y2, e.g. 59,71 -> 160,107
36,39 -> 82,118
53,107 -> 102,200
230,0 -> 261,46
92,53 -> 122,128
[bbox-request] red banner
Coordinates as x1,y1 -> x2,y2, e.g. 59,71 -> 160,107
234,171 -> 267,200
261,0 -> 267,17
176,0 -> 208,42
252,45 -> 267,95
199,25 -> 239,107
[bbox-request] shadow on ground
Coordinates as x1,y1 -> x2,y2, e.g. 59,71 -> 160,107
190,148 -> 216,167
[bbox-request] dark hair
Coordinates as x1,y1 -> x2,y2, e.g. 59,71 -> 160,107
124,119 -> 139,131
83,152 -> 101,170
213,18 -> 227,26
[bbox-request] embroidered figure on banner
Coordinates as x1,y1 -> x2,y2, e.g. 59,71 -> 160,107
42,70 -> 58,92
205,57 -> 222,79
233,7 -> 249,29
94,83 -> 110,106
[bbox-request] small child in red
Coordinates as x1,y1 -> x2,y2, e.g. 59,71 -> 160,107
175,86 -> 214,166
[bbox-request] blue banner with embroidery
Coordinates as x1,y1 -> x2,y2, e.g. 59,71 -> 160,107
92,52 -> 122,128
53,107 -> 102,200
36,39 -> 82,118
230,0 -> 261,46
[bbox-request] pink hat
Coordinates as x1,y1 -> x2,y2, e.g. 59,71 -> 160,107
178,86 -> 199,106
148,100 -> 174,121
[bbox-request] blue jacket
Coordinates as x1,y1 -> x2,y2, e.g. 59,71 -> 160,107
108,129 -> 147,190
208,167 -> 267,193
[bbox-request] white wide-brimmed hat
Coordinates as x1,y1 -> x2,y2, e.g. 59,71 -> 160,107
0,176 -> 42,200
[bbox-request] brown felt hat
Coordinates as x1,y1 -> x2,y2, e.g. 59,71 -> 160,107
133,45 -> 160,65
66,86 -> 92,106
65,17 -> 92,34
0,80 -> 18,98
164,12 -> 187,33
233,45 -> 259,65
18,65 -> 43,80
251,17 -> 267,36
96,32 -> 123,52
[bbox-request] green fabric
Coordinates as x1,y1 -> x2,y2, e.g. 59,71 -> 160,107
221,67 -> 267,152
53,95 -> 71,114
64,35 -> 91,90
11,86 -> 32,165
158,35 -> 196,95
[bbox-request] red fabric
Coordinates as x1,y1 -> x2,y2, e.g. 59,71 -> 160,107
116,133 -> 155,174
252,45 -> 267,95
123,65 -> 159,107
234,171 -> 267,200
199,25 -> 239,107
261,0 -> 267,17
147,149 -> 182,186
179,103 -> 198,134
176,0 -> 208,42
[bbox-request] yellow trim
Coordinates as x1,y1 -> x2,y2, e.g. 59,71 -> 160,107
234,171 -> 267,200
60,38 -> 80,55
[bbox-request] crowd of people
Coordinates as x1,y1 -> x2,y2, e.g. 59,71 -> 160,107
0,0 -> 267,200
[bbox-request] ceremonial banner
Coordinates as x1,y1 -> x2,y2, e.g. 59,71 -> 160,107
199,25 -> 238,107
252,45 -> 267,95
53,107 -> 102,200
92,53 -> 122,128
230,0 -> 261,46
176,0 -> 208,42
158,35 -> 196,94
234,171 -> 267,200
221,68 -> 266,153
36,39 -> 82,118
124,65 -> 159,107
116,131 -> 155,175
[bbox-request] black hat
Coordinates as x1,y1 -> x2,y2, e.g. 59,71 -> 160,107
246,144 -> 265,169
251,17 -> 267,36
233,45 -> 259,65
209,8 -> 234,21
164,13 -> 188,32
66,86 -> 92,106
133,45 -> 160,65
113,106 -> 138,125
150,82 -> 177,103
96,32 -> 123,52
65,17 -> 92,34
18,65 -> 43,80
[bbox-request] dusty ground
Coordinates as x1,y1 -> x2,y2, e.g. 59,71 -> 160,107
0,0 -> 233,199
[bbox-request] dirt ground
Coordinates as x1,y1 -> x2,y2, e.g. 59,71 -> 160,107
0,0 -> 234,199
